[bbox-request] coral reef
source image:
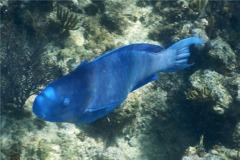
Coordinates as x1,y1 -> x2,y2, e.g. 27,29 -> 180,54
1,0 -> 240,160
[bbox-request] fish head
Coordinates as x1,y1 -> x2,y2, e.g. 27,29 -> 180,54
32,76 -> 87,123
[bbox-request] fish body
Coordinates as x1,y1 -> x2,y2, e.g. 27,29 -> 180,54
33,37 -> 203,123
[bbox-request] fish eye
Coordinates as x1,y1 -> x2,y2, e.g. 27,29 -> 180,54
63,98 -> 70,106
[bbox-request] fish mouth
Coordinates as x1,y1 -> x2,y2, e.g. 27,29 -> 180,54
32,94 -> 76,122
33,110 -> 48,120
34,108 -> 69,122
35,115 -> 45,120
32,95 -> 48,118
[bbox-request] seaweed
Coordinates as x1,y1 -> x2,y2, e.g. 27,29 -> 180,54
185,135 -> 206,157
57,5 -> 79,34
189,0 -> 209,19
7,141 -> 22,160
84,3 -> 101,16
185,87 -> 214,103
0,22 -> 62,117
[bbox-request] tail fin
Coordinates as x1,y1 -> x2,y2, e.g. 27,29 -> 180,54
166,37 -> 203,72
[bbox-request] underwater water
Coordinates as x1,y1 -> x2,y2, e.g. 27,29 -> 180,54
1,0 -> 240,160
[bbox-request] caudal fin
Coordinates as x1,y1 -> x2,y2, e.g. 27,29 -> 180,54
166,37 -> 203,72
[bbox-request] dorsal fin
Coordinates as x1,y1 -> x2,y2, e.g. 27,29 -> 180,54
129,43 -> 164,53
94,43 -> 164,61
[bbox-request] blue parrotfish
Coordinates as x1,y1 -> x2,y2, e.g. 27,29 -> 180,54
33,37 -> 203,124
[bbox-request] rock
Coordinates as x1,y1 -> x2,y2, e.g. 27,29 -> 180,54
128,137 -> 138,147
208,38 -> 236,71
191,28 -> 209,43
189,70 -> 233,114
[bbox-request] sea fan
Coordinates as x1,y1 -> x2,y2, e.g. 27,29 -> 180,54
0,22 -> 62,116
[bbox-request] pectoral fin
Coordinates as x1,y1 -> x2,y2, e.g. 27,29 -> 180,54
86,98 -> 125,113
131,74 -> 158,92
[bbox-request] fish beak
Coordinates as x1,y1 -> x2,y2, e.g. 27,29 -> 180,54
32,95 -> 47,119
